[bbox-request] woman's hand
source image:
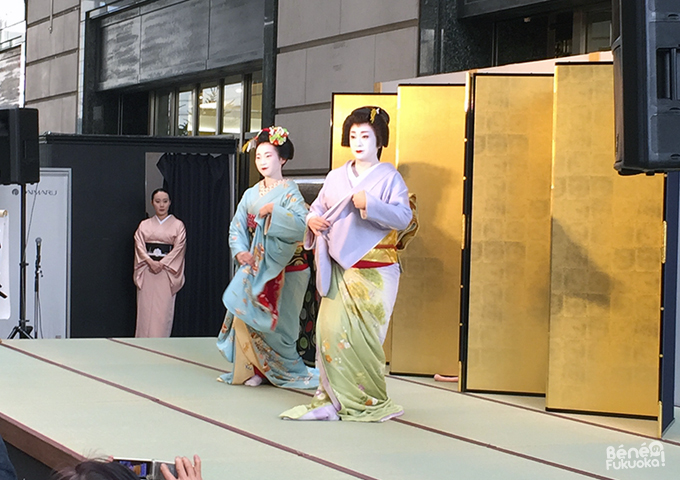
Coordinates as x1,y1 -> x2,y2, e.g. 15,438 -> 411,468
352,191 -> 367,210
308,216 -> 330,236
161,455 -> 202,480
147,259 -> 163,274
259,203 -> 274,218
235,251 -> 255,267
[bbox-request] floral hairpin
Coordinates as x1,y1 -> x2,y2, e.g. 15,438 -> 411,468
369,108 -> 380,124
267,126 -> 289,146
242,126 -> 290,152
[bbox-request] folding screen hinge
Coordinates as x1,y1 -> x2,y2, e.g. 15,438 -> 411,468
461,214 -> 466,250
662,220 -> 667,264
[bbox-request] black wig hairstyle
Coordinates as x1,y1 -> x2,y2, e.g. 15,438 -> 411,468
151,187 -> 170,202
54,460 -> 139,480
254,128 -> 295,161
340,106 -> 390,155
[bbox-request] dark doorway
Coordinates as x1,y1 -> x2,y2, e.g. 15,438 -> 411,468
120,92 -> 150,135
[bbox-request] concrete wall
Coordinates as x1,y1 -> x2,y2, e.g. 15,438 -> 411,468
25,0 -> 80,133
276,0 -> 419,174
0,46 -> 22,108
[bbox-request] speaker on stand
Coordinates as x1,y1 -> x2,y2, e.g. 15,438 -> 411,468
612,0 -> 680,175
0,107 -> 41,339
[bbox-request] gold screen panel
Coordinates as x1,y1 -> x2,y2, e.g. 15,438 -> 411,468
546,63 -> 663,417
331,94 -> 397,169
465,75 -> 554,394
390,85 -> 466,376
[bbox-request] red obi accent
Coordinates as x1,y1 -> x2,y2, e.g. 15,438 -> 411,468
352,260 -> 395,269
373,244 -> 397,250
257,271 -> 284,330
285,263 -> 309,272
246,213 -> 257,229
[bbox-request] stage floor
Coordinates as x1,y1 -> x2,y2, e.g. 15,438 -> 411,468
1,337 -> 679,479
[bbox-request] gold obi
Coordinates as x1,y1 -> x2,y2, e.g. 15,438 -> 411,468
358,230 -> 399,264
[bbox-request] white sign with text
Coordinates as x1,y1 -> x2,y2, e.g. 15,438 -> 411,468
0,168 -> 71,339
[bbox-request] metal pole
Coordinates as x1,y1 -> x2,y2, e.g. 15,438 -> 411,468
20,183 -> 26,326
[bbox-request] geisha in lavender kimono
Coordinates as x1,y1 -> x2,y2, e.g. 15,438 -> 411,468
216,127 -> 319,389
280,107 -> 417,422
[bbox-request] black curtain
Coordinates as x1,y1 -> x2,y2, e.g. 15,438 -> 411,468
157,153 -> 232,336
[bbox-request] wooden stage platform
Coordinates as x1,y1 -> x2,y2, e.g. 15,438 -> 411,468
1,337 -> 680,479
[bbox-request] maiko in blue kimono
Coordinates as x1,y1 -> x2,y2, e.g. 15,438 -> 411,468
217,127 -> 318,389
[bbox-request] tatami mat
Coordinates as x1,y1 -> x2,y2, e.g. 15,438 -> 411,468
1,338 -> 678,479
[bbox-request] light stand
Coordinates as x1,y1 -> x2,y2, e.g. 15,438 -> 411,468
9,184 -> 33,339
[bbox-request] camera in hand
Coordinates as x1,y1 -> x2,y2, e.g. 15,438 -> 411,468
113,458 -> 177,480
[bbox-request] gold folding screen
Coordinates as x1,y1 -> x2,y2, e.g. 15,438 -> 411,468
390,85 -> 466,375
546,63 -> 663,417
463,75 -> 554,393
330,94 -> 397,169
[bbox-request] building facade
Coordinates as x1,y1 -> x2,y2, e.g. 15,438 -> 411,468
0,0 -> 25,108
3,0 -> 612,171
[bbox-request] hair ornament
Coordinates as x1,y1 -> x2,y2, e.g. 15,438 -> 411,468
267,126 -> 289,146
370,108 -> 378,124
242,126 -> 290,152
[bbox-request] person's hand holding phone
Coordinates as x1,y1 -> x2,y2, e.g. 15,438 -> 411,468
160,455 -> 202,480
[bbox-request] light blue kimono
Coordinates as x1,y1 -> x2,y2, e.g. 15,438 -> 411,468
217,180 -> 319,389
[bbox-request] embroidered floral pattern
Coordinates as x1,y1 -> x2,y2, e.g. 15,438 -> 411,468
246,213 -> 257,229
259,179 -> 286,197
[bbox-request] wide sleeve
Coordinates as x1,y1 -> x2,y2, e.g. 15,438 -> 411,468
133,223 -> 150,267
229,193 -> 252,257
160,220 -> 186,275
264,188 -> 308,244
361,173 -> 412,231
304,182 -> 329,249
133,222 -> 150,289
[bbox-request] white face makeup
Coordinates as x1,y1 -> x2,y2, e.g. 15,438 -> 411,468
152,191 -> 171,218
349,123 -> 379,163
255,143 -> 285,180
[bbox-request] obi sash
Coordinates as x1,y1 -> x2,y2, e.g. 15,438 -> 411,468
352,230 -> 398,269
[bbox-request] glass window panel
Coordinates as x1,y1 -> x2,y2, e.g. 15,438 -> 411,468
222,80 -> 242,135
250,72 -> 263,132
586,11 -> 612,53
199,84 -> 219,136
0,0 -> 25,45
177,89 -> 194,136
154,91 -> 172,136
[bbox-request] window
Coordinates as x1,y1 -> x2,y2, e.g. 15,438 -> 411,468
150,72 -> 261,138
222,77 -> 242,135
585,10 -> 612,53
249,71 -> 262,133
177,89 -> 194,136
199,84 -> 219,136
154,91 -> 172,136
0,0 -> 25,50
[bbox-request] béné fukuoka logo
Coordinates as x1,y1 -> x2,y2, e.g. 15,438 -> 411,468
606,441 -> 665,470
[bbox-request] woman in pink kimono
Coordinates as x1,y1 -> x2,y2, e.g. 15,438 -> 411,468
134,188 -> 186,337
281,107 -> 413,422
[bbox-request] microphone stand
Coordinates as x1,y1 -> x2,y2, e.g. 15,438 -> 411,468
34,237 -> 42,338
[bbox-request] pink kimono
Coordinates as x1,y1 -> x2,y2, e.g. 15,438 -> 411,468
133,215 -> 186,337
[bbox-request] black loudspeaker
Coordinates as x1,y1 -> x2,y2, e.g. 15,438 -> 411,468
612,1 -> 680,175
0,108 -> 40,185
